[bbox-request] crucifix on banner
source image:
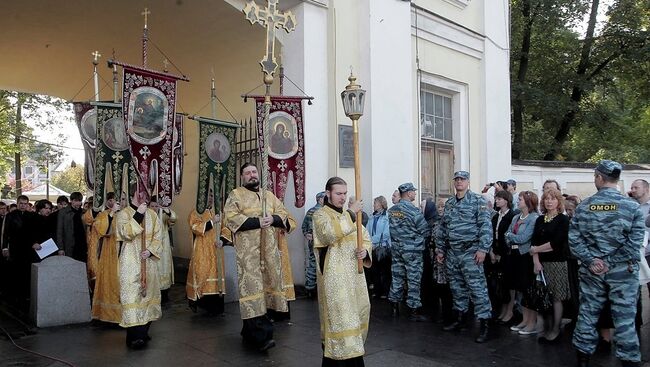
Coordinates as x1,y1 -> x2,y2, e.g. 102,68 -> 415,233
243,0 -> 296,216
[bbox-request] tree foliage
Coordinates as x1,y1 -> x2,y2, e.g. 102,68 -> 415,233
51,165 -> 85,195
0,90 -> 69,194
511,0 -> 650,162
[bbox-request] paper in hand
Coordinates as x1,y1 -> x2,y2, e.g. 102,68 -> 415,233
36,238 -> 59,259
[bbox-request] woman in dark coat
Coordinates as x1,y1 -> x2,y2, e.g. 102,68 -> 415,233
486,190 -> 515,322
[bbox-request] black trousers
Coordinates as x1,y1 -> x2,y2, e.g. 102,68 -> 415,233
322,356 -> 365,367
241,315 -> 274,347
370,253 -> 392,297
431,282 -> 453,323
197,294 -> 225,315
126,322 -> 151,344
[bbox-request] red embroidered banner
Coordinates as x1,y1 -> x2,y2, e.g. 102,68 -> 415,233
122,66 -> 178,207
254,97 -> 305,208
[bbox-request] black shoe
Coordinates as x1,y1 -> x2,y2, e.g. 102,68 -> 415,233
188,300 -> 198,313
258,339 -> 276,352
408,308 -> 427,322
537,334 -> 561,345
128,339 -> 146,350
475,319 -> 489,343
443,311 -> 467,331
390,302 -> 400,317
576,351 -> 590,367
620,361 -> 640,367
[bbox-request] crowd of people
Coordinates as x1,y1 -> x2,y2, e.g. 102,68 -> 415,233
301,161 -> 647,367
0,159 -> 647,367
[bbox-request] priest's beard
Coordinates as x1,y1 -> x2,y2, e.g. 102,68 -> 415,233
244,179 -> 259,191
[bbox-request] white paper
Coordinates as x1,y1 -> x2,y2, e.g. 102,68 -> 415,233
36,238 -> 59,259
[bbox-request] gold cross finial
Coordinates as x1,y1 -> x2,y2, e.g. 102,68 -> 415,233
162,58 -> 169,72
142,7 -> 151,29
92,50 -> 101,65
243,0 -> 297,77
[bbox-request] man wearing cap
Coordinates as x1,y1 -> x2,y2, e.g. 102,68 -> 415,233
569,160 -> 644,367
302,191 -> 325,298
435,171 -> 493,343
387,182 -> 429,321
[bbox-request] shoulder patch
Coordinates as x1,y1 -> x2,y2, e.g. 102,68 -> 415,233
588,203 -> 618,212
390,211 -> 405,218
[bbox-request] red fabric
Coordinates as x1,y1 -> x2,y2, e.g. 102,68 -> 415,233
122,67 -> 178,207
254,97 -> 306,208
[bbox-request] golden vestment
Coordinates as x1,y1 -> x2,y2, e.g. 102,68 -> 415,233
156,208 -> 177,290
115,206 -> 162,328
313,205 -> 372,360
224,187 -> 296,319
83,209 -> 98,281
186,209 -> 226,300
91,210 -> 121,323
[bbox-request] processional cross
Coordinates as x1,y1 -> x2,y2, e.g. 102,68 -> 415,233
243,0 -> 296,78
243,0 -> 296,215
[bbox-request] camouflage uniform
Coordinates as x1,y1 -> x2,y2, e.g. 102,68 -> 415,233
388,183 -> 429,309
570,160 -> 644,364
435,179 -> 493,320
302,192 -> 325,291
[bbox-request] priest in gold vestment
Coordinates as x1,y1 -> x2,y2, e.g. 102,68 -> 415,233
115,193 -> 163,349
186,191 -> 227,315
149,197 -> 177,304
313,177 -> 372,367
91,193 -> 122,324
82,198 -> 100,284
223,163 -> 296,352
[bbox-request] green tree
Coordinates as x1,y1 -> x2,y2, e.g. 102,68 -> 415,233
52,165 -> 85,194
511,0 -> 650,162
0,91 -> 69,195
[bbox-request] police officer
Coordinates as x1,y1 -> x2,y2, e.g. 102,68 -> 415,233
435,171 -> 493,343
570,160 -> 644,367
388,183 -> 429,321
302,191 -> 325,298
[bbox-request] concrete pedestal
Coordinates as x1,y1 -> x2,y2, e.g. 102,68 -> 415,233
30,256 -> 91,327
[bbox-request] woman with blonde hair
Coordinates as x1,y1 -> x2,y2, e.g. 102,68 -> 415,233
529,188 -> 570,343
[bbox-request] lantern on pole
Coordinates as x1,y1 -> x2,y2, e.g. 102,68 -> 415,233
340,72 -> 366,274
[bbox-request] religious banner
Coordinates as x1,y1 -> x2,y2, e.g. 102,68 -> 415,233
172,113 -> 184,195
192,117 -> 239,213
92,102 -> 136,210
254,96 -> 305,208
72,102 -> 96,191
122,65 -> 178,207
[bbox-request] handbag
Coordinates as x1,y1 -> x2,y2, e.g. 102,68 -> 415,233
522,271 -> 553,314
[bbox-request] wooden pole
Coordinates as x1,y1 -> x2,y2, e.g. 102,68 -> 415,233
352,118 -> 363,274
140,210 -> 147,297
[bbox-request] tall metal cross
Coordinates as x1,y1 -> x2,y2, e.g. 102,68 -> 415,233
92,50 -> 101,65
243,0 -> 296,77
141,7 -> 151,29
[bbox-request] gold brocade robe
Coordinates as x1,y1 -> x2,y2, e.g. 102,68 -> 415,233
313,205 -> 372,360
156,209 -> 177,290
83,209 -> 98,281
186,209 -> 226,300
224,187 -> 297,319
91,210 -> 121,323
115,206 -> 163,328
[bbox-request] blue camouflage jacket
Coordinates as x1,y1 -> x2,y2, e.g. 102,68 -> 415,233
388,199 -> 429,251
569,187 -> 644,266
435,190 -> 493,253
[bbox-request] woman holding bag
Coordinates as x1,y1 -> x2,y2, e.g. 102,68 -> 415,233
529,188 -> 570,343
